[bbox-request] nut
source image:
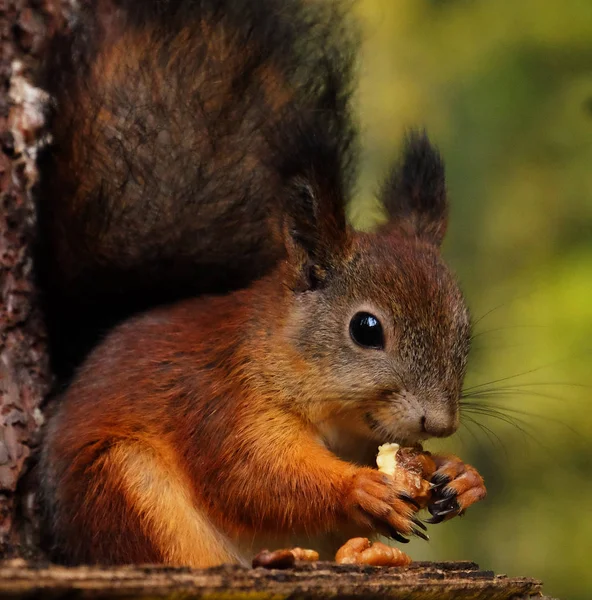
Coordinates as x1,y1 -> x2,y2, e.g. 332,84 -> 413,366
252,547 -> 319,569
335,537 -> 412,566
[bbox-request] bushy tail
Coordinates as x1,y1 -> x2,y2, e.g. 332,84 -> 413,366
35,0 -> 358,380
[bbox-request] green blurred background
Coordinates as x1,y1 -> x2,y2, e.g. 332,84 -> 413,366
352,1 -> 592,598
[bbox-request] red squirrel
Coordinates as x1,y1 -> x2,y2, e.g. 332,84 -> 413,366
38,0 -> 486,566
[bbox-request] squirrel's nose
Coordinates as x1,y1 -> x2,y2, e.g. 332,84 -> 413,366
421,410 -> 459,438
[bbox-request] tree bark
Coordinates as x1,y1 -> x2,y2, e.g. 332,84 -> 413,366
0,0 -> 65,558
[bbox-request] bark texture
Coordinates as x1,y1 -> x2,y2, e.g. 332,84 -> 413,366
0,559 -> 551,600
0,0 -> 66,557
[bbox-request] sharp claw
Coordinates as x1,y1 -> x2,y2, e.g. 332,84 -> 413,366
425,514 -> 445,524
433,506 -> 458,518
430,473 -> 451,486
412,528 -> 430,541
411,517 -> 427,531
429,497 -> 460,515
398,493 -> 420,510
440,486 -> 457,498
388,528 -> 410,544
429,482 -> 447,491
433,493 -> 456,505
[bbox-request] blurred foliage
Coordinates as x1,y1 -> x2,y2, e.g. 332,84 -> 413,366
352,1 -> 592,598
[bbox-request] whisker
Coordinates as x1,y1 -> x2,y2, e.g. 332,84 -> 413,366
458,416 -> 485,453
462,389 -> 569,403
470,302 -> 510,328
462,357 -> 586,392
461,405 -> 538,436
464,381 -> 589,391
461,413 -> 506,455
460,399 -> 580,436
470,288 -> 543,330
460,405 -> 551,452
471,342 -> 535,352
470,324 -> 546,341
454,425 -> 467,451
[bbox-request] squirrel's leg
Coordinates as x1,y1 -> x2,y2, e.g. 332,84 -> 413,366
55,440 -> 243,567
109,442 -> 245,566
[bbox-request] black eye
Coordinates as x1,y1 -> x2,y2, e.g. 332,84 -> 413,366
349,312 -> 385,350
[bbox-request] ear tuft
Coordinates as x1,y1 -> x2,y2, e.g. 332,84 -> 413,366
380,130 -> 448,245
279,166 -> 350,291
269,104 -> 356,287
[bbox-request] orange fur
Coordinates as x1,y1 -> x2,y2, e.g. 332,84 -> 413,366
42,258 -> 485,565
110,442 -> 240,566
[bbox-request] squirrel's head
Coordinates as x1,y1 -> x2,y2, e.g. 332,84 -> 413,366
272,130 -> 470,447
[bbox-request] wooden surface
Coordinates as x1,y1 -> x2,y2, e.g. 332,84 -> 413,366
0,559 -> 553,599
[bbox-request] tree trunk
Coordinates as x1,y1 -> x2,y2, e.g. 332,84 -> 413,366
0,0 -> 65,558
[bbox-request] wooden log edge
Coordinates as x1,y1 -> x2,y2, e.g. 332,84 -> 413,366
0,559 -> 554,600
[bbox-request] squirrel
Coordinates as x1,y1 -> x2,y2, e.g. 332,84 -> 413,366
37,0 -> 486,567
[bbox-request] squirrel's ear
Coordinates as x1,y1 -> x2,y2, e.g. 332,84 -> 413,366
272,110 -> 355,291
281,173 -> 351,291
380,131 -> 448,246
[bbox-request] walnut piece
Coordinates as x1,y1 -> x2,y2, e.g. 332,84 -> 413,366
335,537 -> 411,567
252,549 -> 295,569
291,547 -> 320,562
252,547 -> 319,569
376,444 -> 436,509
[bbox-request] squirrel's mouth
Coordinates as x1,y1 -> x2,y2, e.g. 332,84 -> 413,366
364,411 -> 429,447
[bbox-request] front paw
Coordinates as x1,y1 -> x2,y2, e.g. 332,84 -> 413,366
426,455 -> 486,524
344,468 -> 428,543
